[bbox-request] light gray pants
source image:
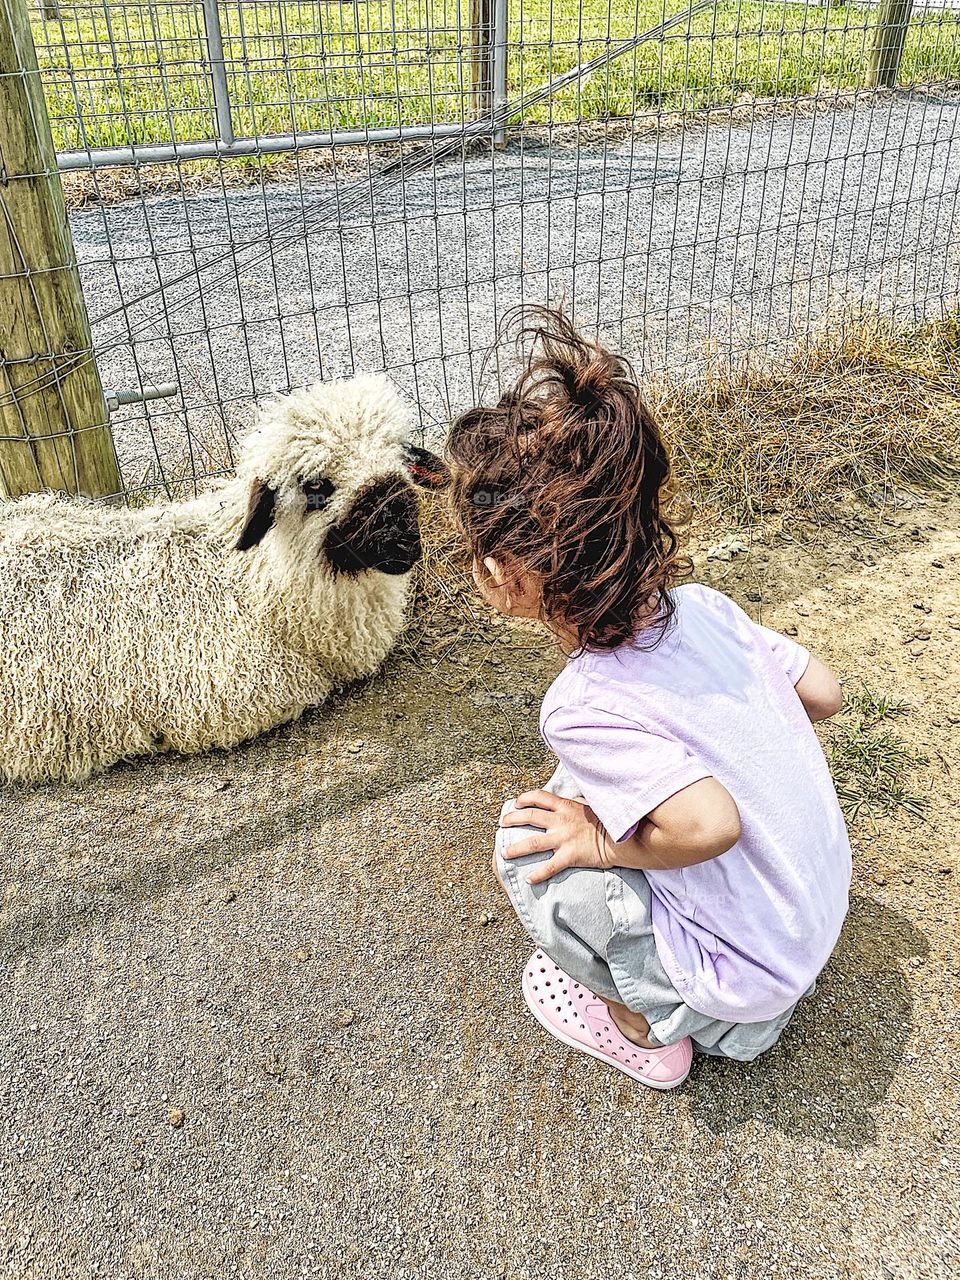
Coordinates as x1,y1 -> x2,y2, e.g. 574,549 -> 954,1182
495,764 -> 810,1062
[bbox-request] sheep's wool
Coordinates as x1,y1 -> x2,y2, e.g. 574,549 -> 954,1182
0,375 -> 415,783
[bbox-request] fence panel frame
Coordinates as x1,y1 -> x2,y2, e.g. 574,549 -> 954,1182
16,0 -> 960,504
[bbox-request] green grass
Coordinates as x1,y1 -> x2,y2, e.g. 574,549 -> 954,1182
32,1 -> 960,154
826,686 -> 927,825
842,687 -> 910,724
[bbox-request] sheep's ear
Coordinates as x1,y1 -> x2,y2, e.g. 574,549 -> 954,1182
235,477 -> 277,550
403,443 -> 449,490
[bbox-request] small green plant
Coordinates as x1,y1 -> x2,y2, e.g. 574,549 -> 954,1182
826,686 -> 927,824
841,688 -> 909,722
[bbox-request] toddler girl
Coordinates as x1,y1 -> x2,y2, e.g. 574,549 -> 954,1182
446,310 -> 851,1090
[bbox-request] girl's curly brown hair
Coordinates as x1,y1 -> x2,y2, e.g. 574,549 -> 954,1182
446,308 -> 690,652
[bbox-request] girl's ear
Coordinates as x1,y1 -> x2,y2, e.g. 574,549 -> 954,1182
236,477 -> 278,550
403,443 -> 450,490
482,556 -> 508,587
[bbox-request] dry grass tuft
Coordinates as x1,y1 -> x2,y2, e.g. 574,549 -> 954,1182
402,492 -> 477,652
400,493 -> 513,675
122,438 -> 236,508
398,491 -> 559,714
655,314 -> 960,520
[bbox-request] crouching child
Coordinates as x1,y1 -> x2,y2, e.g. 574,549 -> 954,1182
445,310 -> 851,1090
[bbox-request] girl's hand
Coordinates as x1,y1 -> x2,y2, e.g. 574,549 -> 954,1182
499,791 -> 617,884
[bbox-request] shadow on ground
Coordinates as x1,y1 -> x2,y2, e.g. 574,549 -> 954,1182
685,896 -> 928,1150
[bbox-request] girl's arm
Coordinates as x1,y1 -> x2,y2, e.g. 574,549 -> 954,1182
617,778 -> 741,872
500,778 -> 741,884
794,654 -> 843,722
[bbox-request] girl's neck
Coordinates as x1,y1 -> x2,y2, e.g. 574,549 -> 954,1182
544,591 -> 664,657
546,618 -> 581,657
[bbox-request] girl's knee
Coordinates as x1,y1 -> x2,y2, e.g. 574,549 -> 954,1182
491,848 -> 504,888
493,805 -> 527,890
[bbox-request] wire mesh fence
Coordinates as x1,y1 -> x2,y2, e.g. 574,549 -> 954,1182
6,0 -> 960,501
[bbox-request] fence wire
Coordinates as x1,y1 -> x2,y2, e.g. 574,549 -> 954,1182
12,0 -> 960,499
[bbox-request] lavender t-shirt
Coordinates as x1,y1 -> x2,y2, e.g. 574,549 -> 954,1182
540,582 -> 852,1023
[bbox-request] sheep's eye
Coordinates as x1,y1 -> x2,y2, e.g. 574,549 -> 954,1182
301,478 -> 336,512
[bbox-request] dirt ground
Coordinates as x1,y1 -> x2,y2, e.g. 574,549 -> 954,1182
0,491 -> 958,1279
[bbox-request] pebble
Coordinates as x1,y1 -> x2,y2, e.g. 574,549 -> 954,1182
706,538 -> 748,561
336,1008 -> 356,1028
168,1108 -> 185,1129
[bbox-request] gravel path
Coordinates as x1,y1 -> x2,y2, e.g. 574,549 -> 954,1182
1,496 -> 958,1280
70,93 -> 960,488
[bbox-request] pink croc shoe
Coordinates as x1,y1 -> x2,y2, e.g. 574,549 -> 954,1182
521,951 -> 693,1090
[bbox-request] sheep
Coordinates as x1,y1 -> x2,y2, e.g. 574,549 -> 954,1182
0,374 -> 447,785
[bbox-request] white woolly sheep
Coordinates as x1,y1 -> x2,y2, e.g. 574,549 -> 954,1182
0,375 -> 447,784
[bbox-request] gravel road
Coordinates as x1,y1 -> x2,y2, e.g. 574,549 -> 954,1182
70,92 -> 960,488
1,496 -> 958,1280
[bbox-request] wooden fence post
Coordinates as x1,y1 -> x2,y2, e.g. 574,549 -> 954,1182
470,0 -> 494,122
470,0 -> 507,145
0,0 -> 121,499
866,0 -> 916,90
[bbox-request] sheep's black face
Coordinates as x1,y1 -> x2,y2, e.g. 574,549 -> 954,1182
323,475 -> 421,576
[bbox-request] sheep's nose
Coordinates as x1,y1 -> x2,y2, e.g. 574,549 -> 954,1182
323,476 -> 421,576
